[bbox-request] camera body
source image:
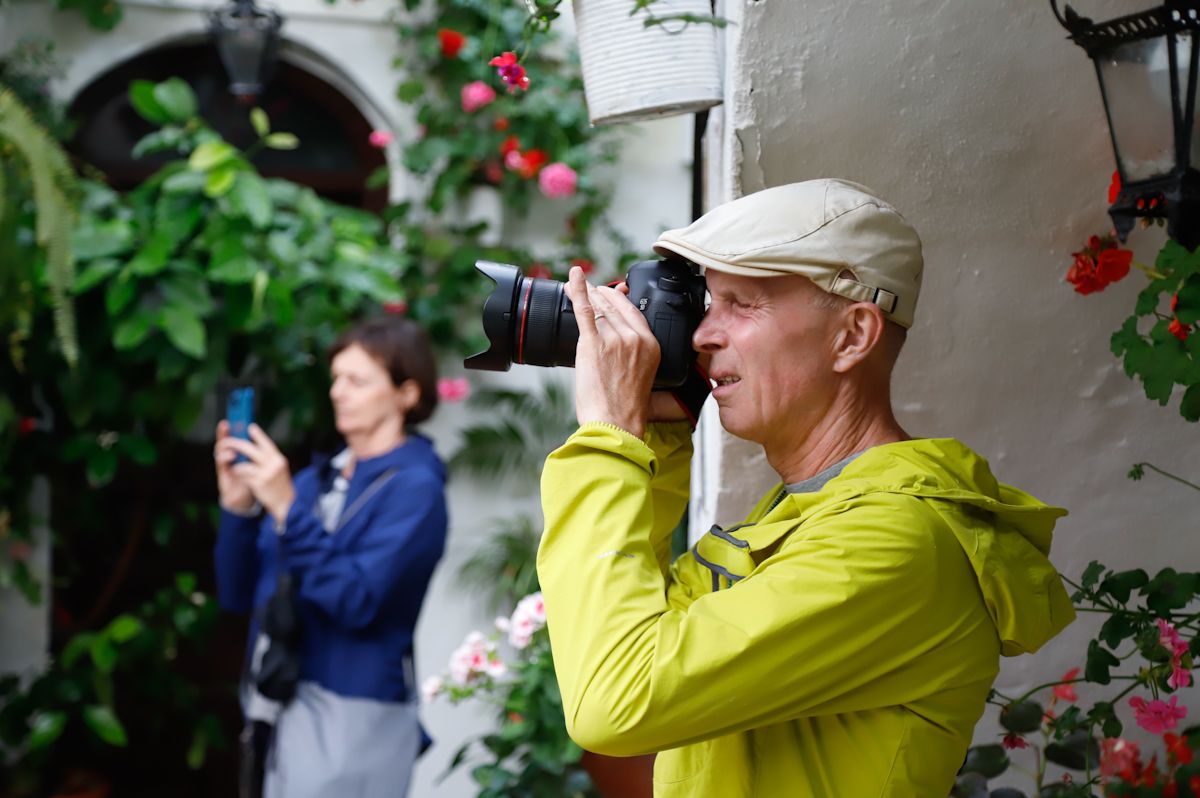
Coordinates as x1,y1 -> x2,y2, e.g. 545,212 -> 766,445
464,258 -> 706,389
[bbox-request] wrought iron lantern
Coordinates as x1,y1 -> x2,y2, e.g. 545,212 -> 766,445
1052,0 -> 1200,250
209,0 -> 283,102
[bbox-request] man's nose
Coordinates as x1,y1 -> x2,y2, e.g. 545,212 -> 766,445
692,315 -> 723,353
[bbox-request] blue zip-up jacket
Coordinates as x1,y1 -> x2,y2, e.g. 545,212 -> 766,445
214,434 -> 447,702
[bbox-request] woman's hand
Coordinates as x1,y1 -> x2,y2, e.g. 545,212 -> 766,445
224,424 -> 296,525
565,267 -> 663,439
214,420 -> 256,514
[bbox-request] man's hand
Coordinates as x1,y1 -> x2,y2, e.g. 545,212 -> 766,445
566,266 -> 662,438
225,424 -> 296,526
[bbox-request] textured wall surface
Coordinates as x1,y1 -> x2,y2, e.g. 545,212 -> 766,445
697,0 -> 1199,776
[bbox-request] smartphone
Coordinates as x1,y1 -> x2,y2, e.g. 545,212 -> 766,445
226,387 -> 255,464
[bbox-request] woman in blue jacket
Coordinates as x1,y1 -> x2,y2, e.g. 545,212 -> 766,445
213,317 -> 447,798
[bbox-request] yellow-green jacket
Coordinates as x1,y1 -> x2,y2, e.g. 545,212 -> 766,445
537,422 -> 1075,797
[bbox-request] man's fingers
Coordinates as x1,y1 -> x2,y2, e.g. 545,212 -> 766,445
567,266 -> 599,340
594,285 -> 653,339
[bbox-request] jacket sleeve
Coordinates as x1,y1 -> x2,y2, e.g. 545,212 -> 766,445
643,422 -> 693,575
537,423 -> 990,757
214,509 -> 263,614
276,470 -> 446,631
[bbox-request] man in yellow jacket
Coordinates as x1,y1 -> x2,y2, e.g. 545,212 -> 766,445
537,179 -> 1075,797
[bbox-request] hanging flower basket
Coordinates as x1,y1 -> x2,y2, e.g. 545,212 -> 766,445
572,0 -> 722,125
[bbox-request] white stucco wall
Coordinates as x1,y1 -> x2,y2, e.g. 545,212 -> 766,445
704,0 -> 1199,783
0,3 -> 692,795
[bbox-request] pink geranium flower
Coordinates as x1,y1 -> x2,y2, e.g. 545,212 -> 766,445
1169,662 -> 1193,690
368,129 -> 393,148
437,377 -> 470,403
538,162 -> 577,198
1158,618 -> 1189,659
1100,737 -> 1140,780
1129,695 -> 1188,734
460,80 -> 496,113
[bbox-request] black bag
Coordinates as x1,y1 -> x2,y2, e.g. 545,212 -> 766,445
238,719 -> 273,798
254,569 -> 302,703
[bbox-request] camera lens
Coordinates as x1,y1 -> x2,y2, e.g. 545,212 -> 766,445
463,261 -> 579,373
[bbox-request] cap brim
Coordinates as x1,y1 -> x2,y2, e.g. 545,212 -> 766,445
653,239 -> 793,278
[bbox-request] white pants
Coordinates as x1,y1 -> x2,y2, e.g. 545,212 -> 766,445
263,681 -> 420,798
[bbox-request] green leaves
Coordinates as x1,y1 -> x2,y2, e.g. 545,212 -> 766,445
960,744 -> 1009,778
264,132 -> 299,150
83,704 -> 128,747
160,305 -> 207,359
228,172 -> 273,229
1111,240 -> 1200,421
999,701 -> 1044,733
250,107 -> 270,137
129,78 -> 196,125
1100,569 -> 1149,603
1085,639 -> 1120,685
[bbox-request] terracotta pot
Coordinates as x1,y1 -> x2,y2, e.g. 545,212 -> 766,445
580,751 -> 655,798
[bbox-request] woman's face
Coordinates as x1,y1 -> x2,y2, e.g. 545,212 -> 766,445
329,343 -> 416,439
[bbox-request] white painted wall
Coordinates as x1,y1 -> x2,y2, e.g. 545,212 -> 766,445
0,2 -> 693,795
703,0 -> 1200,785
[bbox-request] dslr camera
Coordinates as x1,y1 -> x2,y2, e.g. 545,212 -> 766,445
464,258 -> 706,389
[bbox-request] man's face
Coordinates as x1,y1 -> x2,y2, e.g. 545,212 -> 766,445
692,271 -> 842,450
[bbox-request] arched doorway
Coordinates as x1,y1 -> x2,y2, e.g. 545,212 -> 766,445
68,38 -> 388,211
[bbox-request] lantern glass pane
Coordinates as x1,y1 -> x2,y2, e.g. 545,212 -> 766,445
1098,36 -> 1178,181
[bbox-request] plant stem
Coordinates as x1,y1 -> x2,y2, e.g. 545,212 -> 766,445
1131,461 -> 1200,493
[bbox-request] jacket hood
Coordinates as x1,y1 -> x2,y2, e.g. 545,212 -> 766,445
834,438 -> 1075,656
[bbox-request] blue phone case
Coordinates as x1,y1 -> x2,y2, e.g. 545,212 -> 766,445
226,387 -> 255,463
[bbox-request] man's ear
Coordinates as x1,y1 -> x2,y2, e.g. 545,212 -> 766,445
831,303 -> 886,374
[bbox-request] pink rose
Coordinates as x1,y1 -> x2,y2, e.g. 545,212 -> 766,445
461,80 -> 497,113
538,162 -> 577,198
437,377 -> 470,403
368,129 -> 393,148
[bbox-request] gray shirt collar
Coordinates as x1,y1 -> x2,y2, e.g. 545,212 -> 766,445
784,452 -> 862,495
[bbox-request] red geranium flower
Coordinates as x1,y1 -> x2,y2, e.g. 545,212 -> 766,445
500,135 -> 521,157
489,51 -> 530,93
1065,234 -> 1133,294
1053,667 -> 1081,703
1096,249 -> 1132,284
570,258 -> 594,275
527,263 -> 552,279
438,28 -> 466,59
1169,317 -> 1191,342
1109,170 -> 1122,204
383,301 -> 408,316
17,417 -> 36,436
1164,732 -> 1194,766
1002,733 -> 1029,750
493,117 -> 509,132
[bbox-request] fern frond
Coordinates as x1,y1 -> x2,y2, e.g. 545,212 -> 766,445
456,515 -> 541,612
0,89 -> 79,365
